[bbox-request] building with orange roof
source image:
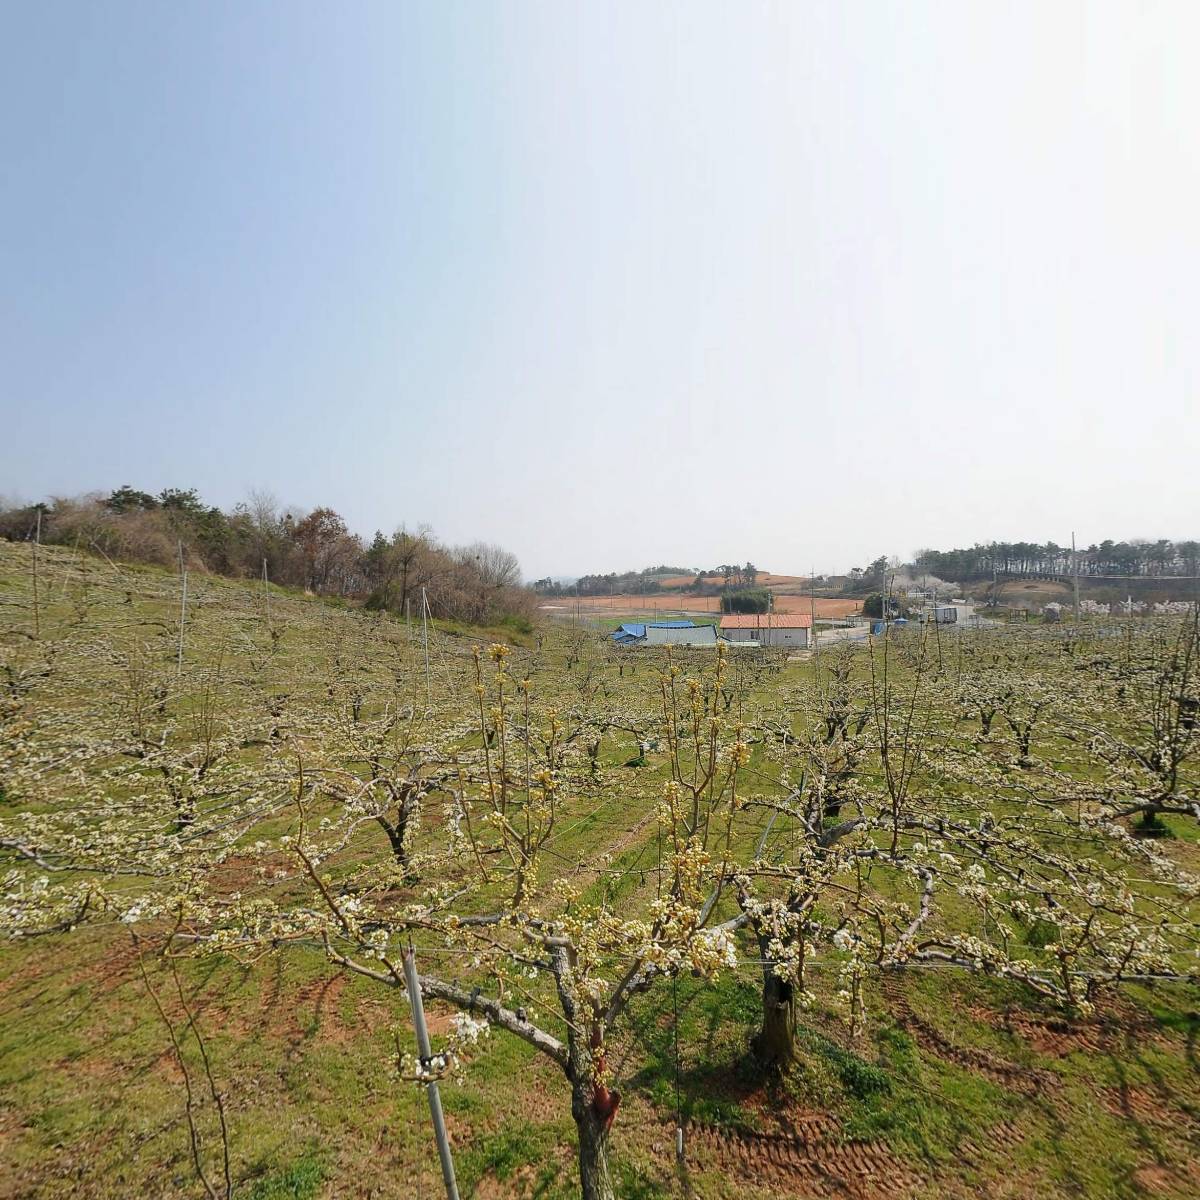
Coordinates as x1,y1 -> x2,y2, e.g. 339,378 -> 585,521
718,613 -> 812,649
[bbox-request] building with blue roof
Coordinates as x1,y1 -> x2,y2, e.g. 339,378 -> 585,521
611,623 -> 647,643
611,620 -> 717,647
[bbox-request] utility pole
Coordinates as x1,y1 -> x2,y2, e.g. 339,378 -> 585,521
402,946 -> 461,1200
421,587 -> 431,710
177,541 -> 188,679
262,558 -> 270,629
1071,531 -> 1081,624
31,509 -> 41,639
810,564 -> 818,665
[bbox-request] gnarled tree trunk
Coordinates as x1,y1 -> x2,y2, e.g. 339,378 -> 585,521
551,941 -> 619,1200
376,813 -> 409,867
752,969 -> 796,1073
572,1080 -> 616,1200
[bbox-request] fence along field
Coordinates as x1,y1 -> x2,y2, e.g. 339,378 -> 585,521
2,541 -> 1200,1200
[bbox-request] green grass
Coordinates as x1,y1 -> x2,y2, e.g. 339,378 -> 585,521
3,544 -> 1200,1199
459,1124 -> 567,1195
247,1158 -> 325,1200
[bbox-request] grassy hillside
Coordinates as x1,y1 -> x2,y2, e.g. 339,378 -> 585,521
2,543 -> 1199,1199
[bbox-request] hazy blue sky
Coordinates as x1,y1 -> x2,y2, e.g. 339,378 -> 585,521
2,3 -> 1197,578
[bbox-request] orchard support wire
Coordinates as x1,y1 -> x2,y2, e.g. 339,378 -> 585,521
673,972 -> 684,1163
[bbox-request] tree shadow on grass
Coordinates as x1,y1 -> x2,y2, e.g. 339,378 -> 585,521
616,976 -> 788,1134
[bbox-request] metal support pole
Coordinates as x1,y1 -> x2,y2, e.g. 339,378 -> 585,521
402,946 -> 460,1200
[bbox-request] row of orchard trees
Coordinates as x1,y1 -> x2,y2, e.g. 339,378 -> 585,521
532,563 -> 764,598
912,538 -> 1200,581
0,487 -> 534,623
533,565 -> 699,597
2,547 -> 1199,1200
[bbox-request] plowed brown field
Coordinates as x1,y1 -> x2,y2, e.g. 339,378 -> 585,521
656,573 -> 810,590
541,593 -> 863,618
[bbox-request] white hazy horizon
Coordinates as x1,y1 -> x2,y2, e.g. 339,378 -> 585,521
2,3 -> 1198,579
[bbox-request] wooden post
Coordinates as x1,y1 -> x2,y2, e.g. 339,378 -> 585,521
402,946 -> 460,1200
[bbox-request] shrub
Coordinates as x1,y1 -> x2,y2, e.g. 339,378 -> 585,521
720,588 -> 771,614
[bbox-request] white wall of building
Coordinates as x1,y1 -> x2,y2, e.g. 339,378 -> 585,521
723,627 -> 757,643
723,625 -> 810,648
770,626 -> 810,648
932,603 -> 977,625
